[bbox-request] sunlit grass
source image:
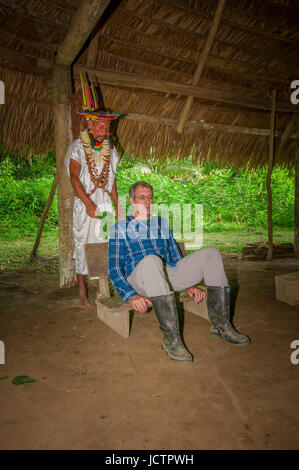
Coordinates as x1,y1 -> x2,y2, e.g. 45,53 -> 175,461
0,231 -> 59,271
0,228 -> 293,272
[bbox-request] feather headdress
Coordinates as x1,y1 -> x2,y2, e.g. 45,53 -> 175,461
77,73 -> 121,121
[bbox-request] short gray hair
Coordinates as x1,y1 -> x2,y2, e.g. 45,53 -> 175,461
129,181 -> 153,199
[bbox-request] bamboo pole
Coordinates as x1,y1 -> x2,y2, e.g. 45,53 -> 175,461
30,175 -> 57,262
266,90 -> 276,261
177,0 -> 226,133
295,112 -> 299,258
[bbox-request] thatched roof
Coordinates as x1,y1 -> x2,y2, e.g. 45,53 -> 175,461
0,0 -> 298,167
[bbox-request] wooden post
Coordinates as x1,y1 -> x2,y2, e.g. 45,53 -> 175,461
52,0 -> 112,287
30,175 -> 57,261
53,64 -> 76,287
266,90 -> 276,261
295,112 -> 299,258
55,0 -> 111,66
176,0 -> 226,133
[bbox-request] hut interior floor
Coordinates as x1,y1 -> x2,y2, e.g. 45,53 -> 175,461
0,255 -> 298,451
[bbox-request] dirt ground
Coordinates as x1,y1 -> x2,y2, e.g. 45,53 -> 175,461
0,254 -> 299,450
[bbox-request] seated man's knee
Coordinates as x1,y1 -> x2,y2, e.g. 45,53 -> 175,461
142,254 -> 163,268
201,246 -> 222,260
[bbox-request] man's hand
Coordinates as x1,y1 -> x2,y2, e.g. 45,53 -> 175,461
187,287 -> 206,304
85,201 -> 98,218
115,205 -> 124,221
129,295 -> 152,313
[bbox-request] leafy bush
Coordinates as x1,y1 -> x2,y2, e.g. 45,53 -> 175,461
0,151 -> 295,241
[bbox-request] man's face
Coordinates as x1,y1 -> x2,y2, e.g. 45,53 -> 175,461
130,185 -> 153,220
88,119 -> 110,140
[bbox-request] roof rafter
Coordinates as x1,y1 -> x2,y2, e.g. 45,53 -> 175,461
1,43 -> 293,113
5,90 -> 295,139
159,0 -> 299,46
76,64 -> 295,113
0,0 -> 70,28
99,31 -> 288,89
97,50 -> 273,94
176,0 -> 226,133
222,3 -> 299,37
124,111 -> 296,138
120,5 -> 298,66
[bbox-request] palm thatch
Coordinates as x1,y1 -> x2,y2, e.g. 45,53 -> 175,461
0,0 -> 298,167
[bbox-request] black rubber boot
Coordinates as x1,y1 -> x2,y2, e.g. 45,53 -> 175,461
150,293 -> 193,363
207,286 -> 250,345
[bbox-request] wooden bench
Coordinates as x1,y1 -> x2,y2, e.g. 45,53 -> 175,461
84,242 -> 209,337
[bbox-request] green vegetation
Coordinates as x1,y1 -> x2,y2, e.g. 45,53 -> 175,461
0,150 -> 294,271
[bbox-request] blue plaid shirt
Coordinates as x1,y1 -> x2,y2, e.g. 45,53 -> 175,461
108,215 -> 183,302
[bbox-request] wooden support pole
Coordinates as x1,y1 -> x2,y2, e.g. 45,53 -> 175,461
55,0 -> 111,66
176,0 -> 226,133
53,64 -> 76,287
30,175 -> 57,261
53,1 -> 112,287
295,112 -> 299,258
266,90 -> 276,261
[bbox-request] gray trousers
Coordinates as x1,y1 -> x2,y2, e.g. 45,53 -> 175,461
127,247 -> 228,297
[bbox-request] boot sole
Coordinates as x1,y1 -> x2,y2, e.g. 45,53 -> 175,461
161,344 -> 193,363
210,332 -> 250,345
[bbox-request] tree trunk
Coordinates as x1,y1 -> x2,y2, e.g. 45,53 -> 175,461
295,112 -> 299,258
53,64 -> 76,287
30,175 -> 57,261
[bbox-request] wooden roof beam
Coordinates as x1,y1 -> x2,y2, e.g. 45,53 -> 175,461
0,45 -> 45,74
3,88 -> 296,140
0,44 -> 294,114
124,111 -> 296,139
176,0 -> 225,134
55,0 -> 111,66
76,65 -> 296,113
100,31 -> 291,87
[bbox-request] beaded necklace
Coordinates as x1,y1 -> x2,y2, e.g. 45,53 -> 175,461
80,130 -> 111,196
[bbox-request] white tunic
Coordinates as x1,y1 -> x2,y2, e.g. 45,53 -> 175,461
64,138 -> 119,275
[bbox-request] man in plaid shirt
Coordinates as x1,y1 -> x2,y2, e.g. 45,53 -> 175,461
108,181 -> 250,364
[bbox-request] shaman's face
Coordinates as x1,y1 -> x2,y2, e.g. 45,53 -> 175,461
88,119 -> 110,141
